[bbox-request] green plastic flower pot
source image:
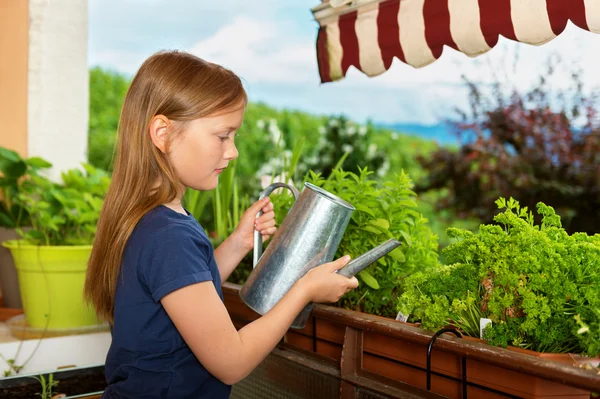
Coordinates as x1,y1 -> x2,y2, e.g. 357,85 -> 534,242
1,240 -> 99,329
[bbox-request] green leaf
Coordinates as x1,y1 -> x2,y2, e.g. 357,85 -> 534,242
361,226 -> 382,235
358,270 -> 380,289
0,213 -> 15,228
355,204 -> 375,217
388,248 -> 405,262
0,147 -> 21,163
399,230 -> 412,246
1,160 -> 27,180
25,157 -> 52,169
370,219 -> 390,230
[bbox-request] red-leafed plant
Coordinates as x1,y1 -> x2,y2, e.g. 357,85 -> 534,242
417,62 -> 600,234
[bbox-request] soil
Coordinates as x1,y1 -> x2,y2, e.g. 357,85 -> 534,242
0,367 -> 106,399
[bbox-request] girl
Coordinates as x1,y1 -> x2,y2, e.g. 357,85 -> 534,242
84,50 -> 359,399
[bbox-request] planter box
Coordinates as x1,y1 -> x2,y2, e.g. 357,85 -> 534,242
0,364 -> 105,398
223,282 -> 600,399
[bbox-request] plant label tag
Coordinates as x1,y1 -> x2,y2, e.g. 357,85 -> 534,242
480,318 -> 492,339
396,311 -> 409,322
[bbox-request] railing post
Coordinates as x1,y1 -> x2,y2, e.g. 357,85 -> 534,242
340,326 -> 363,398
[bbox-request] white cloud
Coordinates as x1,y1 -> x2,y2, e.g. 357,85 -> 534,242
189,16 -> 317,84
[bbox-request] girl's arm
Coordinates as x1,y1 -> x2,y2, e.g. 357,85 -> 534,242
213,231 -> 251,282
161,256 -> 357,385
214,197 -> 275,282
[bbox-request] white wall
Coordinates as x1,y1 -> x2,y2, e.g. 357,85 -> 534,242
28,0 -> 89,181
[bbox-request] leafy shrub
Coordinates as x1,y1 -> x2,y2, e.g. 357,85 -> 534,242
88,67 -> 131,171
0,147 -> 52,228
15,164 -> 110,245
300,116 -> 387,179
398,197 -> 600,355
417,65 -> 600,235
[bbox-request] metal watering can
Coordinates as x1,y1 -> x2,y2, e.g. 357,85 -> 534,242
239,182 -> 401,329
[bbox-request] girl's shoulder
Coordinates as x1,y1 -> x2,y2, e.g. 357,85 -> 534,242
132,205 -> 207,245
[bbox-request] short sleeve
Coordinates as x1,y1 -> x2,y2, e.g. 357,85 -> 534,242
138,225 -> 214,302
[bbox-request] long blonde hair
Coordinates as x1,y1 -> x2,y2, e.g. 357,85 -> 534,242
84,51 -> 247,323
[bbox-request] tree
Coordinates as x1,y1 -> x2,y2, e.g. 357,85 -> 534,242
417,61 -> 600,234
88,67 -> 131,171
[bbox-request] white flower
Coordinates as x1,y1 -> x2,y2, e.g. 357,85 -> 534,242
273,157 -> 284,168
268,120 -> 283,145
261,174 -> 295,190
256,163 -> 273,177
358,126 -> 367,136
377,160 -> 390,177
328,119 -> 339,127
367,144 -> 377,159
318,126 -> 326,135
257,120 -> 265,129
318,136 -> 327,147
346,126 -> 356,136
342,144 -> 354,153
391,133 -> 399,140
306,154 -> 319,165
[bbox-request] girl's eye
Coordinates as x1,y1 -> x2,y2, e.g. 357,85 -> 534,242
218,133 -> 238,142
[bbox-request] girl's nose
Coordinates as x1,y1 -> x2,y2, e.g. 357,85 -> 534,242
225,142 -> 239,161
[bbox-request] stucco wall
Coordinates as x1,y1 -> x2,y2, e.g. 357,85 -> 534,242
28,0 -> 88,181
0,1 -> 28,157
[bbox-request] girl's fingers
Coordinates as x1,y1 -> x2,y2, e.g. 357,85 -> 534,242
256,219 -> 276,230
261,202 -> 274,212
256,211 -> 275,225
260,227 -> 277,239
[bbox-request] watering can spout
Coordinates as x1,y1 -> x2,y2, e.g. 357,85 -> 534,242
337,238 -> 402,278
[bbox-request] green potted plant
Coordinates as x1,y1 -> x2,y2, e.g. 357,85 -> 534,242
395,197 -> 600,397
0,146 -> 52,309
2,163 -> 110,330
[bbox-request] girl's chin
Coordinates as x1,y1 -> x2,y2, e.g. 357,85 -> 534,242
187,177 -> 219,192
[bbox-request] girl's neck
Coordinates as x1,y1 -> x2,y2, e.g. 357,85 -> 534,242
162,199 -> 187,215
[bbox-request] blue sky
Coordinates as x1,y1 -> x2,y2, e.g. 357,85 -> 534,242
88,0 -> 600,125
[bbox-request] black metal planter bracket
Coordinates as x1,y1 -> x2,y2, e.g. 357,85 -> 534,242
426,327 -> 466,398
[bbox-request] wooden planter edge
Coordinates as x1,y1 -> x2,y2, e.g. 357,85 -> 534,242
223,282 -> 600,393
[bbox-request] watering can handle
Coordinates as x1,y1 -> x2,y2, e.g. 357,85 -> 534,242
253,183 -> 300,268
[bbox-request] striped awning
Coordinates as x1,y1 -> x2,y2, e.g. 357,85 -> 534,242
312,0 -> 600,83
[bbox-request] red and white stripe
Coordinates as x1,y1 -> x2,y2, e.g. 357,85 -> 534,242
315,0 -> 600,83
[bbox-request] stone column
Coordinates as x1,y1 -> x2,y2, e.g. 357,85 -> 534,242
0,0 -> 89,180
28,0 -> 89,181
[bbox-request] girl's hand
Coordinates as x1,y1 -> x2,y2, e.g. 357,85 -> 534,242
296,256 -> 359,304
233,197 -> 276,251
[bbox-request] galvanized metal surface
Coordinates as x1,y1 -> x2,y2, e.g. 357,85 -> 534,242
253,182 -> 301,267
337,239 -> 401,278
243,183 -> 402,330
242,182 -> 355,329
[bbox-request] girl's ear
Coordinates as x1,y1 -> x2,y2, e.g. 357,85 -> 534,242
149,115 -> 170,153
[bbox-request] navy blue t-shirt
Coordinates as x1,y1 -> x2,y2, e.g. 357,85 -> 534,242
102,205 -> 231,399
